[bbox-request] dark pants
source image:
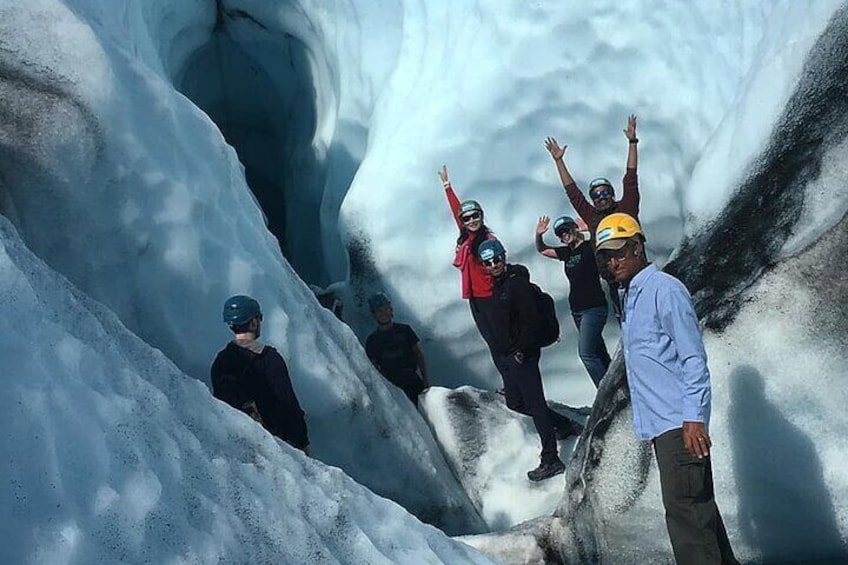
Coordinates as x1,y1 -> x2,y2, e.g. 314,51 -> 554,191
470,297 -> 506,377
499,351 -> 573,465
385,369 -> 426,406
654,428 -> 738,565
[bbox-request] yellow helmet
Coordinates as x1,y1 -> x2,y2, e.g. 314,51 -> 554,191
595,213 -> 644,251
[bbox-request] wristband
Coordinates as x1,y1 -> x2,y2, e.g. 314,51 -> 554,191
442,181 -> 451,187
629,138 -> 639,144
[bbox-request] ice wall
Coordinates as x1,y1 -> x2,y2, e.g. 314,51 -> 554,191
0,216 -> 494,564
0,0 -> 484,535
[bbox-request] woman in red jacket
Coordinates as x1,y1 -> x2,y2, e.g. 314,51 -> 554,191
439,165 -> 500,364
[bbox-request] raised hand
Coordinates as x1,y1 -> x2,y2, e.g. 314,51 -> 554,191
536,216 -> 550,235
438,164 -> 450,185
544,137 -> 566,161
623,114 -> 638,141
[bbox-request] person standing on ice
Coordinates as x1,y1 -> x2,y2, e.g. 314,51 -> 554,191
544,114 -> 641,317
478,238 -> 581,482
365,292 -> 430,406
439,164 -> 501,368
211,295 -> 310,454
594,214 -> 738,565
535,214 -> 611,387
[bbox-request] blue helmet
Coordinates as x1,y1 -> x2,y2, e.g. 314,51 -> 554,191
478,238 -> 506,262
553,215 -> 577,236
222,295 -> 262,325
368,292 -> 391,312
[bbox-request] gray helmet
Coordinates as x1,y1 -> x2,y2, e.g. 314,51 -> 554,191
222,295 -> 261,325
368,292 -> 391,312
459,200 -> 483,216
588,177 -> 614,196
553,215 -> 577,236
478,238 -> 506,262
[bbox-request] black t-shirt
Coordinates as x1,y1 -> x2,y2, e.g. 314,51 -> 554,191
554,242 -> 607,312
365,323 -> 420,380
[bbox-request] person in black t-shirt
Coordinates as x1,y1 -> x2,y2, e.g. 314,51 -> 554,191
365,292 -> 430,406
535,215 -> 611,387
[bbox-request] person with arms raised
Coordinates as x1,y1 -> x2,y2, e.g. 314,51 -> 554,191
535,214 -> 611,387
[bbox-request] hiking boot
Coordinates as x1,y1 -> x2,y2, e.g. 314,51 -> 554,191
555,420 -> 584,441
527,459 -> 565,482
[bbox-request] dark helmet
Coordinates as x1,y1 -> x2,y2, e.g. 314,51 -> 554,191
459,200 -> 483,216
222,295 -> 262,325
553,215 -> 577,236
477,238 -> 506,262
368,291 -> 391,312
588,177 -> 614,196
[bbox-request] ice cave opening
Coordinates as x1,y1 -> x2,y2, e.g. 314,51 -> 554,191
172,9 -> 331,287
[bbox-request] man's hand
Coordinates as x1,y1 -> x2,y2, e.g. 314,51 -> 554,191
682,421 -> 712,459
536,216 -> 550,235
438,164 -> 450,185
623,114 -> 638,141
544,137 -> 566,161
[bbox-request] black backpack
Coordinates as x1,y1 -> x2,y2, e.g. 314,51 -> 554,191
531,283 -> 560,347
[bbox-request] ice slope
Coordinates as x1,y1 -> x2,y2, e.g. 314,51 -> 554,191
0,216 -> 495,564
420,386 -> 588,532
0,0 -> 484,535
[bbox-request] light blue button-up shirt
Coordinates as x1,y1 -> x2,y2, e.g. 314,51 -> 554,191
620,264 -> 711,441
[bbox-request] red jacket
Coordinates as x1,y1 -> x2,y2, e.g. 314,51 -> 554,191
445,184 -> 494,299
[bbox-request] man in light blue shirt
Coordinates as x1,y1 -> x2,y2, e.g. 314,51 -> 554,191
595,213 -> 737,565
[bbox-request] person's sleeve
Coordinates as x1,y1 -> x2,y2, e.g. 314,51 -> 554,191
564,182 -> 594,225
210,353 -> 240,407
267,352 -> 310,448
658,281 -> 711,422
553,246 -> 570,262
513,280 -> 542,353
619,168 -> 640,217
445,184 -> 463,230
406,325 -> 420,347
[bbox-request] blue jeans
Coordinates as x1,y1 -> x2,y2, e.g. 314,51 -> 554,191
572,305 -> 611,387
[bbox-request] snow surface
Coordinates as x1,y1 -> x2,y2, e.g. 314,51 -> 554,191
420,386 -> 588,532
0,216 -> 494,564
2,0 -> 848,563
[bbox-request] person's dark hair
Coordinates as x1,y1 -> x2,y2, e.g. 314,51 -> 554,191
457,224 -> 491,259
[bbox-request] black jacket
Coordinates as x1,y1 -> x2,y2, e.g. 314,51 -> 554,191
211,342 -> 309,449
490,264 -> 542,356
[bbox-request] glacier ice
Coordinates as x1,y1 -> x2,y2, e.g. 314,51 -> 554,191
2,0 -> 848,563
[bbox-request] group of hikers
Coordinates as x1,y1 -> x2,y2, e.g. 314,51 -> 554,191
210,115 -> 738,564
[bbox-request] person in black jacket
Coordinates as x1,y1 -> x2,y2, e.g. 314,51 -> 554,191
478,239 -> 581,482
211,295 -> 309,453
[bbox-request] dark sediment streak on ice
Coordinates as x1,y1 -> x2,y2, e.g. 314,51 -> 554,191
665,3 -> 848,332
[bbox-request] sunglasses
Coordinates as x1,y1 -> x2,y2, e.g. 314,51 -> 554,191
461,211 -> 482,223
598,243 -> 633,263
482,256 -> 504,267
555,226 -> 576,237
591,189 -> 613,201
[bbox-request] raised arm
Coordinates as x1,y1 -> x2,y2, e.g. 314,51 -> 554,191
439,165 -> 463,230
620,115 -> 641,216
535,216 -> 559,259
544,137 -> 594,224
624,114 -> 638,170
